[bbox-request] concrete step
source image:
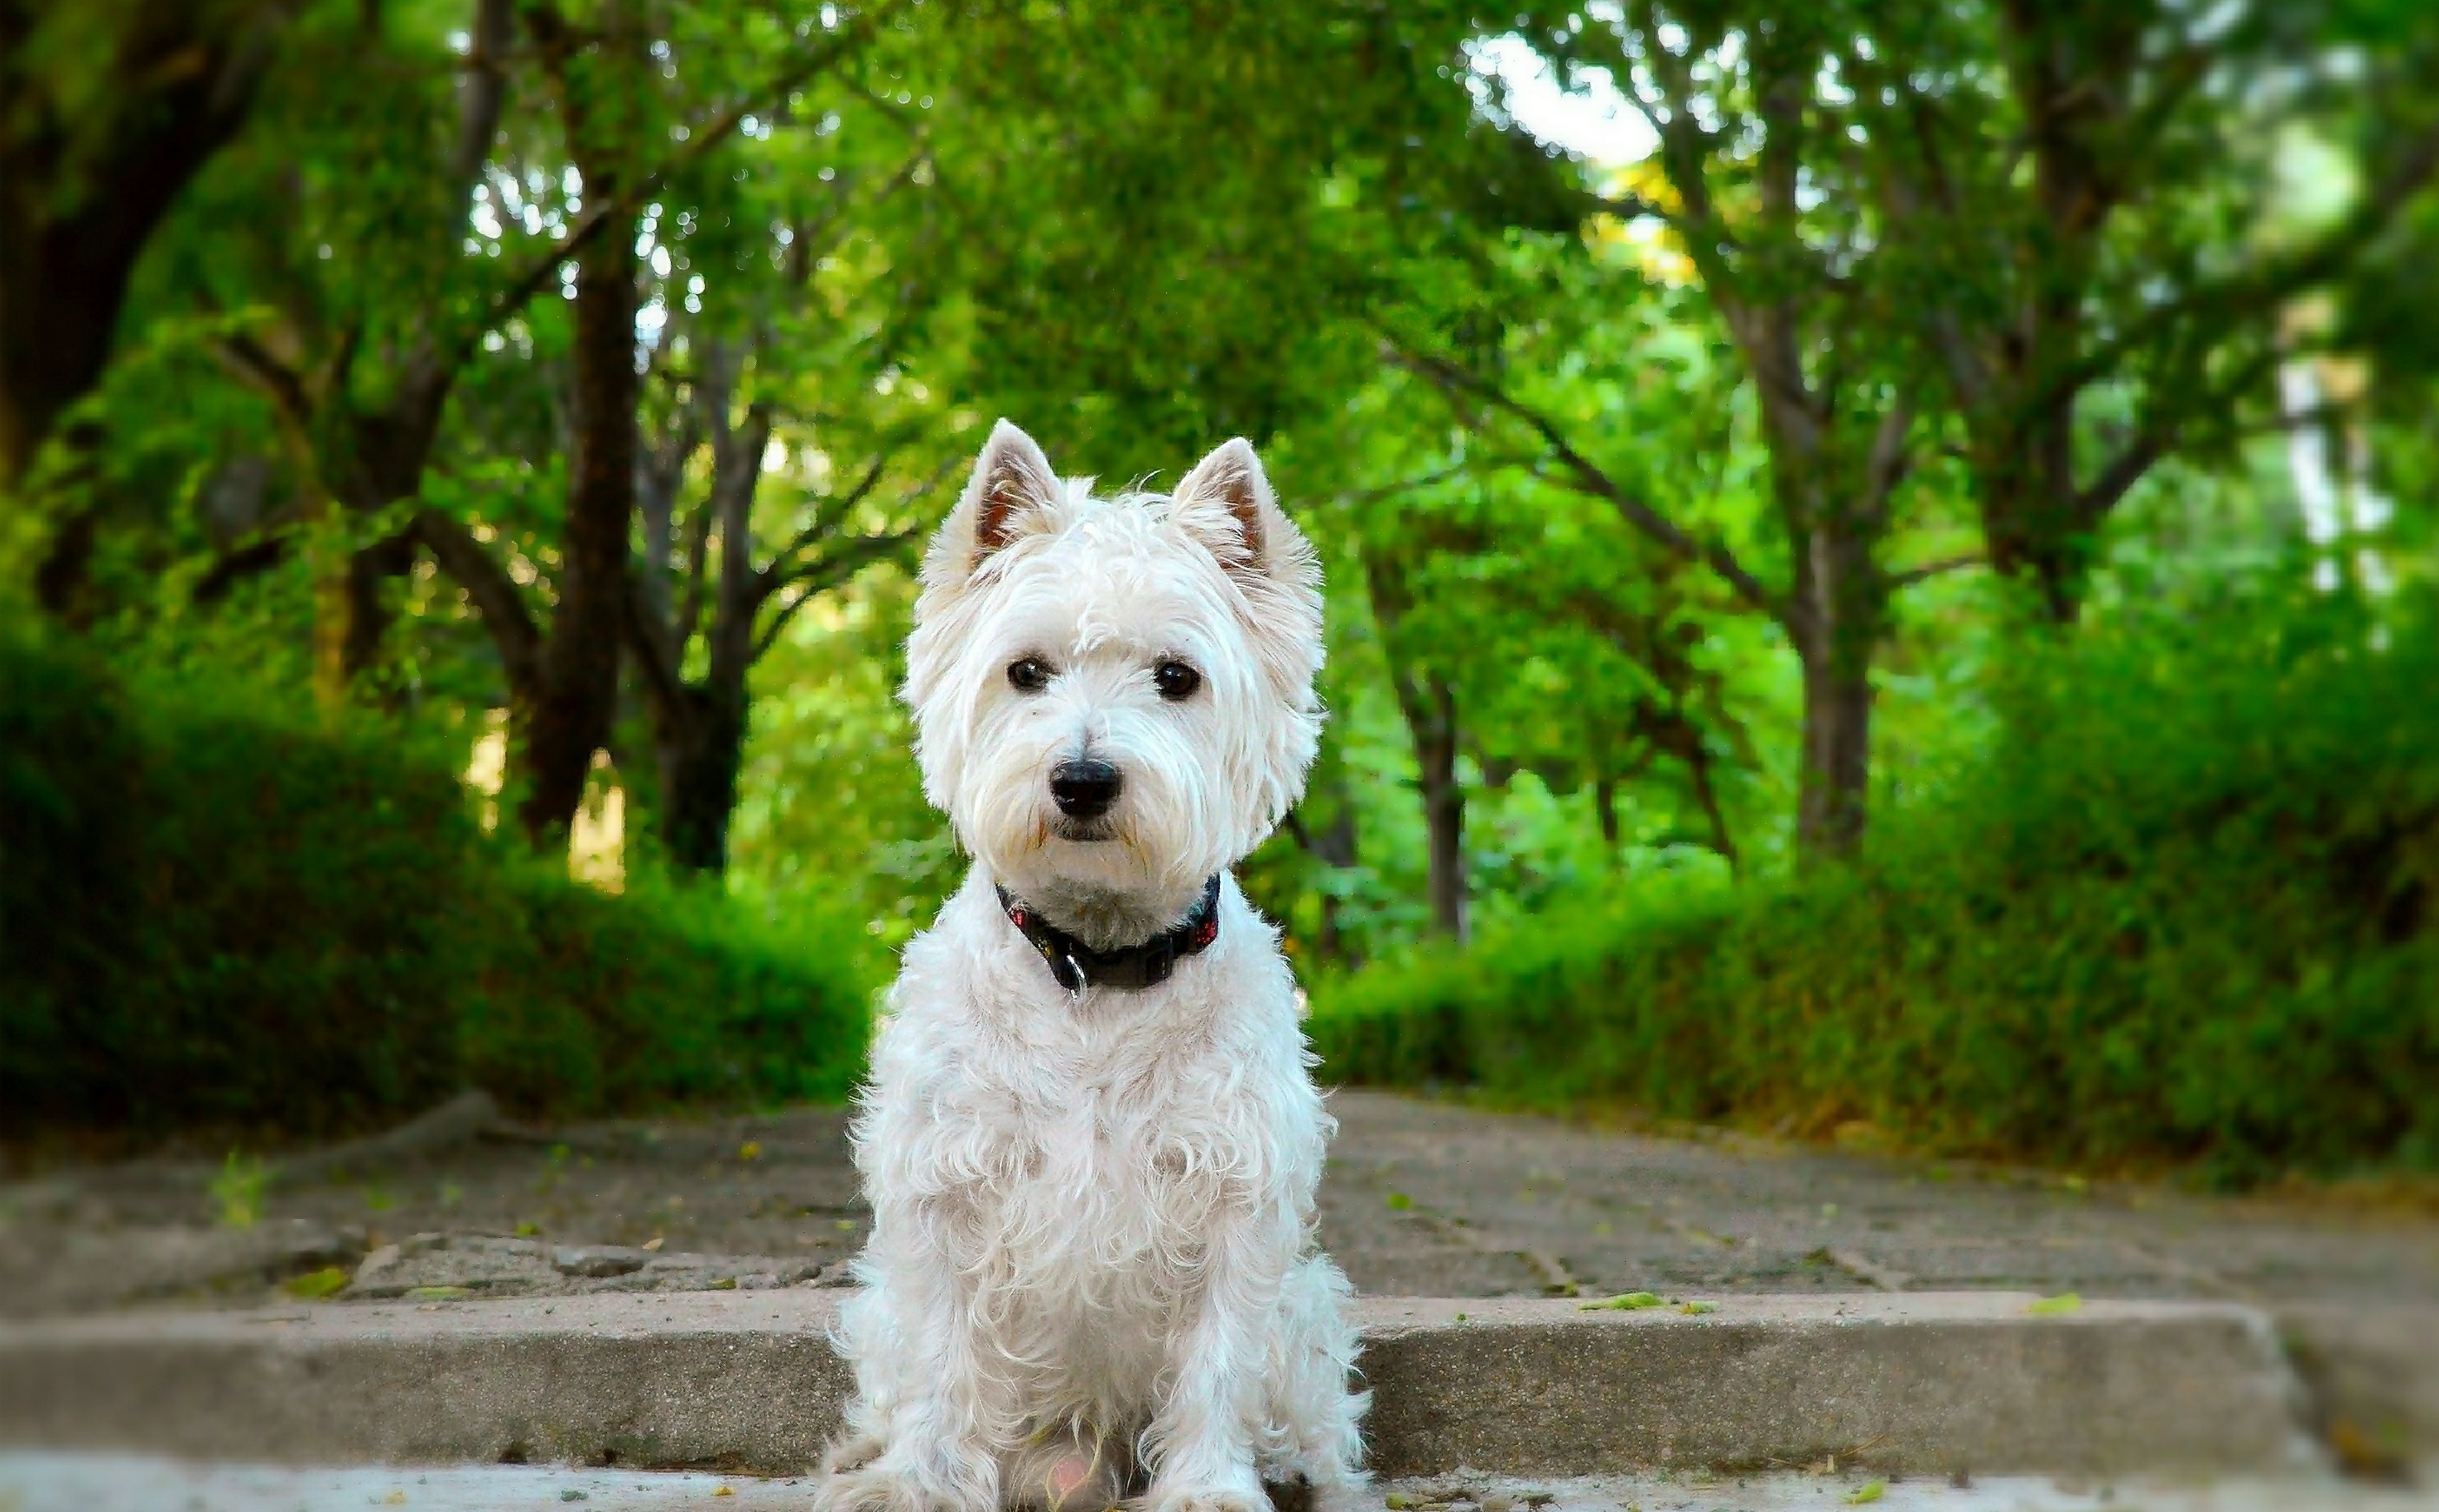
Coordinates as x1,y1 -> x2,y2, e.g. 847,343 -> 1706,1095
0,1293 -> 2341,1481
7,1452 -> 2436,1512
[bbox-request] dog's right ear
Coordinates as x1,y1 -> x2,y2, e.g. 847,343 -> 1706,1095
927,420 -> 1062,584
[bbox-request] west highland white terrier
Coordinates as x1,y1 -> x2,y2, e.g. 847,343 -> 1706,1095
813,421 -> 1365,1512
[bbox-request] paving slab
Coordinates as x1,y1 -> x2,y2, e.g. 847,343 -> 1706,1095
7,1093 -> 2439,1469
5,1453 -> 2435,1512
11,1093 -> 2437,1317
0,1292 -> 2311,1481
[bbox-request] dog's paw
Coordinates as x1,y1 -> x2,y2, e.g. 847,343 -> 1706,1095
820,1433 -> 887,1477
812,1464 -> 935,1512
1145,1481 -> 1269,1512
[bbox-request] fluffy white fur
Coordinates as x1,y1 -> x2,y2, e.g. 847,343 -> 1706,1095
815,421 -> 1364,1512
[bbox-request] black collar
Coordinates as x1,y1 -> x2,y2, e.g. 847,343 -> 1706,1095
996,874 -> 1224,992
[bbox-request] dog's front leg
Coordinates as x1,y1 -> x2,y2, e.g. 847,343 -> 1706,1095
819,1245 -> 1000,1512
1141,1209 -> 1292,1512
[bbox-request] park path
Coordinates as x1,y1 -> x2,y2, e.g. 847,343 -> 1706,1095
5,1090 -> 2437,1314
6,1451 -> 2428,1512
1317,1092 -> 2439,1303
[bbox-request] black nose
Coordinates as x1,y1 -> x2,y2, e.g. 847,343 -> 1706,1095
1050,758 -> 1123,820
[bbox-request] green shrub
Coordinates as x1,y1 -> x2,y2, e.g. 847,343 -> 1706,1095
0,629 -> 878,1146
1309,596 -> 2439,1182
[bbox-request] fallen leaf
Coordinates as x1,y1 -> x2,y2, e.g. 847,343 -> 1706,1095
282,1266 -> 350,1301
1580,1291 -> 1664,1311
2328,1418 -> 2412,1481
1677,1300 -> 1718,1315
714,1487 -> 734,1499
1383,1495 -> 1415,1510
643,1235 -> 665,1251
740,1141 -> 764,1162
1844,1481 -> 1885,1505
2026,1293 -> 2083,1316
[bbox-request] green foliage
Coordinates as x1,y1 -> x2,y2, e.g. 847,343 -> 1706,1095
1310,586 -> 2439,1182
210,1153 -> 268,1228
0,629 -> 877,1146
11,0 -> 2439,1177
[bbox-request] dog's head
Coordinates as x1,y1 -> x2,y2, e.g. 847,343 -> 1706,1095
904,420 -> 1323,912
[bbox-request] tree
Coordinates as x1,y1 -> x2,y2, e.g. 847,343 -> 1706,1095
0,0 -> 295,496
1294,315 -> 1762,937
627,336 -> 938,874
433,0 -> 902,848
1855,0 -> 2439,620
1395,3 -> 1946,857
198,0 -> 535,704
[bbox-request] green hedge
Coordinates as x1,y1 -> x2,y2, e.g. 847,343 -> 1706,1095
1,631 -> 877,1145
1310,600 -> 2439,1183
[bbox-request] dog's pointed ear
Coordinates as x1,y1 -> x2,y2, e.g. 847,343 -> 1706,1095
928,420 -> 1062,581
1173,437 -> 1304,585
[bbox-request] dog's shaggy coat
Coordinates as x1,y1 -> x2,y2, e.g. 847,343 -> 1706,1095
815,422 -> 1365,1512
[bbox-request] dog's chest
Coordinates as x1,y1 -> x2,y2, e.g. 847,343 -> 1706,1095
924,1057 -> 1255,1273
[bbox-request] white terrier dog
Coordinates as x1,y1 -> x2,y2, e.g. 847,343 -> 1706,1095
815,421 -> 1366,1512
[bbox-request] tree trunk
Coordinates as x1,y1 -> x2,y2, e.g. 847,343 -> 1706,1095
1285,777 -> 1362,967
1412,675 -> 1467,941
1366,551 -> 1468,940
1685,739 -> 1738,872
1795,652 -> 1871,859
651,684 -> 748,875
1972,422 -> 2088,625
340,527 -> 421,684
307,499 -> 353,714
514,229 -> 635,847
1790,512 -> 1884,861
1309,800 -> 1358,965
0,1 -> 286,489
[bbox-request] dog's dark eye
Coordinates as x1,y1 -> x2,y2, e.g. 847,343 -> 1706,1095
1007,657 -> 1052,692
1154,661 -> 1202,701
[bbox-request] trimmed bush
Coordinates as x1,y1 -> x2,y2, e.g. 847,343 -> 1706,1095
1309,598 -> 2439,1182
0,631 -> 876,1147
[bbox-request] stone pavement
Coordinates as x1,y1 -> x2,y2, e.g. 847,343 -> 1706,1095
0,1293 -> 2311,1479
1314,1094 -> 2439,1303
4,1453 -> 2436,1512
7,1092 -> 2439,1495
7,1091 -> 2436,1316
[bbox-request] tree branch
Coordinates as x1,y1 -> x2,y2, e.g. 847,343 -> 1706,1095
413,508 -> 542,696
214,332 -> 313,428
749,526 -> 921,662
448,0 -> 513,185
457,0 -> 908,367
2032,118 -> 2439,413
1332,464 -> 1468,508
759,448 -> 894,589
1386,338 -> 1781,619
1887,552 -> 1985,590
623,570 -> 689,713
1863,397 -> 1916,519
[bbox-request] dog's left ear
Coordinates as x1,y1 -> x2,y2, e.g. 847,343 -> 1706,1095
1173,438 -> 1308,587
